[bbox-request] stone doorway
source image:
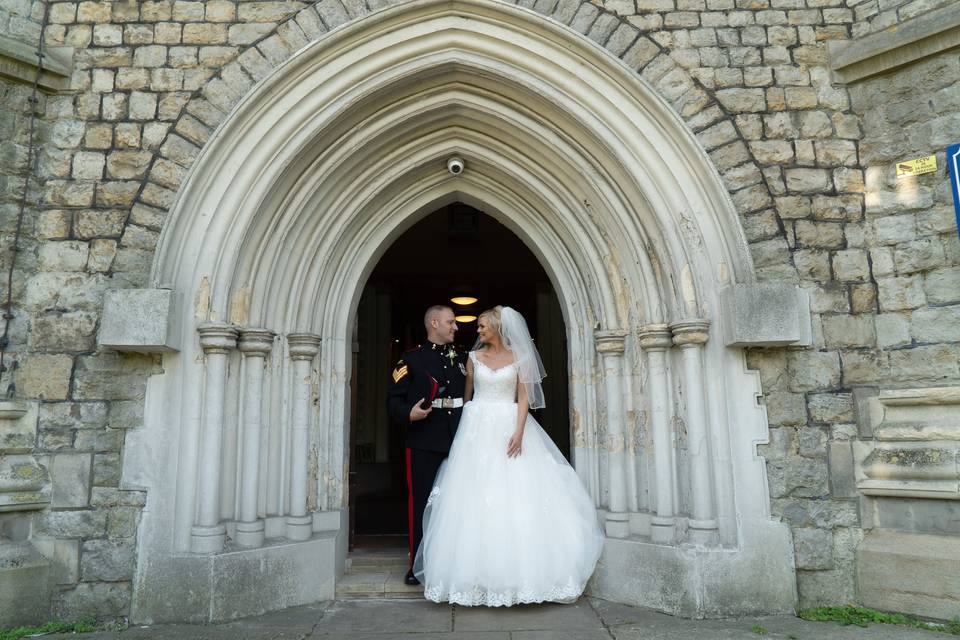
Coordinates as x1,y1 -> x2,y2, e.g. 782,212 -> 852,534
349,203 -> 569,546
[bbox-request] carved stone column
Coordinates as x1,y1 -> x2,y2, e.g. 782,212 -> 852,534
192,323 -> 238,553
286,333 -> 320,541
235,328 -> 275,547
638,324 -> 676,544
597,330 -> 629,538
672,319 -> 718,545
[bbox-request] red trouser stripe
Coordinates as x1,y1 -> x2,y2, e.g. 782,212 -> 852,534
405,447 -> 414,566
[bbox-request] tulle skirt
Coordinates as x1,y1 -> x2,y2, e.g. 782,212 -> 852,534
413,399 -> 605,607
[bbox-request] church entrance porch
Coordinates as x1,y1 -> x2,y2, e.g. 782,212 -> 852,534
96,0 -> 808,623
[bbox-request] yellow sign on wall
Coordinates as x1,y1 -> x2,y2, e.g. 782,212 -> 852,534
896,155 -> 937,178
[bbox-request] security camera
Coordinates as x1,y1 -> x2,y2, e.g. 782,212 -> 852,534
447,157 -> 465,175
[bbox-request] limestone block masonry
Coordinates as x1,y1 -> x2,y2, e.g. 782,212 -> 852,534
0,0 -> 957,626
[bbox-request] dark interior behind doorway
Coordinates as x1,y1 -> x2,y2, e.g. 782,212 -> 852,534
350,203 -> 569,545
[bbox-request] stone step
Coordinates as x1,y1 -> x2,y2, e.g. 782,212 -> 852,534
335,569 -> 424,599
346,549 -> 410,573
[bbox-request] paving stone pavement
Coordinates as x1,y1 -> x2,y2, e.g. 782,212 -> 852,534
42,597 -> 952,640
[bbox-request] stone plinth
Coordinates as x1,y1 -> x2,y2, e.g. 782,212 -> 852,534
588,519 -> 797,618
718,284 -> 811,347
132,532 -> 338,624
857,530 -> 960,621
98,289 -> 182,353
0,543 -> 52,627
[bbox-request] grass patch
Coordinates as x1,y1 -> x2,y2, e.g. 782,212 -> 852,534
0,618 -> 120,640
751,624 -> 768,635
799,605 -> 960,635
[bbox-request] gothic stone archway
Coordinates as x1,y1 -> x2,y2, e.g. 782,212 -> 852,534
103,0 -> 802,623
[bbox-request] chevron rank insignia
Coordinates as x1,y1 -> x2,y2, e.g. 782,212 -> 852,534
392,361 -> 409,383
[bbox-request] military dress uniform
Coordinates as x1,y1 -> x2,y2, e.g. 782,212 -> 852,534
387,341 -> 467,573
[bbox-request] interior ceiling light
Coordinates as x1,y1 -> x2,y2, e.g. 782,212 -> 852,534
455,315 -> 477,323
451,296 -> 478,306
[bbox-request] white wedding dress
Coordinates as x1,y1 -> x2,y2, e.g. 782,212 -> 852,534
413,351 -> 604,606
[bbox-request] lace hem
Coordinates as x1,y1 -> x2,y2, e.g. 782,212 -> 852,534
422,580 -> 585,607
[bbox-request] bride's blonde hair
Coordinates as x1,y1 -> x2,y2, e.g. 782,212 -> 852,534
478,306 -> 503,345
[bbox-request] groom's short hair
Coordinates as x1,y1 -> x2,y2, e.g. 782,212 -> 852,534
424,305 -> 453,329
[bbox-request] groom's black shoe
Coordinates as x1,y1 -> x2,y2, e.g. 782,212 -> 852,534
404,569 -> 420,586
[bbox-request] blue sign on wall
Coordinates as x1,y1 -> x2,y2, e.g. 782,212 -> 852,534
949,144 -> 960,238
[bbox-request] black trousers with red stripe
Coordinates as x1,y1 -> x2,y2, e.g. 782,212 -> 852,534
406,447 -> 447,567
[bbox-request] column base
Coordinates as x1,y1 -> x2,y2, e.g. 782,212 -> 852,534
234,520 -> 265,548
605,512 -> 629,538
190,524 -> 226,553
650,516 -> 675,544
687,519 -> 719,546
286,515 -> 312,541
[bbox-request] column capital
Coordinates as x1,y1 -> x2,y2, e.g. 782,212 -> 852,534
671,319 -> 710,347
637,324 -> 672,350
595,329 -> 627,355
197,323 -> 237,353
287,333 -> 321,360
238,328 -> 276,354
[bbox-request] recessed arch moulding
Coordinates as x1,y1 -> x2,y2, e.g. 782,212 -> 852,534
121,0 -> 797,623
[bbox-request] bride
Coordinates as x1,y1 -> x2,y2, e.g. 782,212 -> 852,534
413,305 -> 604,606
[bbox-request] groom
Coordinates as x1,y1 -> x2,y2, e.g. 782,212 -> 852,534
387,305 -> 467,585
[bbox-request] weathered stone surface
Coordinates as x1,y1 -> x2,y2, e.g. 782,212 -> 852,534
80,539 -> 135,582
877,275 -> 926,311
822,314 -> 876,348
828,440 -> 857,498
787,350 -> 841,392
37,241 -> 89,271
104,151 -> 151,180
237,2 -> 300,24
720,283 -> 811,346
33,538 -> 81,586
39,402 -> 109,431
96,180 -> 140,206
34,210 -> 72,240
875,312 -> 912,349
37,509 -> 108,538
785,168 -> 831,193
840,349 -> 888,385
767,457 -> 829,498
792,528 -> 833,570
858,530 -> 960,621
72,352 -> 160,401
99,289 -> 180,353
0,545 -> 52,628
807,393 -> 853,423
16,353 -> 73,400
831,249 -> 869,282
888,344 -> 960,382
51,453 -> 92,508
910,305 -> 960,344
764,391 -> 807,427
54,582 -> 130,619
923,266 -> 960,304
851,283 -> 877,314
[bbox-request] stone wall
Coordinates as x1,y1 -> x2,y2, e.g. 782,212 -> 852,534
0,0 -> 958,623
1,0 -> 46,44
848,0 -> 958,37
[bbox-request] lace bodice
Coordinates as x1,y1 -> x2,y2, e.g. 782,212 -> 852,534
470,351 -> 517,403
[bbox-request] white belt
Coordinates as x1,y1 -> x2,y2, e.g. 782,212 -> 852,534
431,398 -> 464,409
